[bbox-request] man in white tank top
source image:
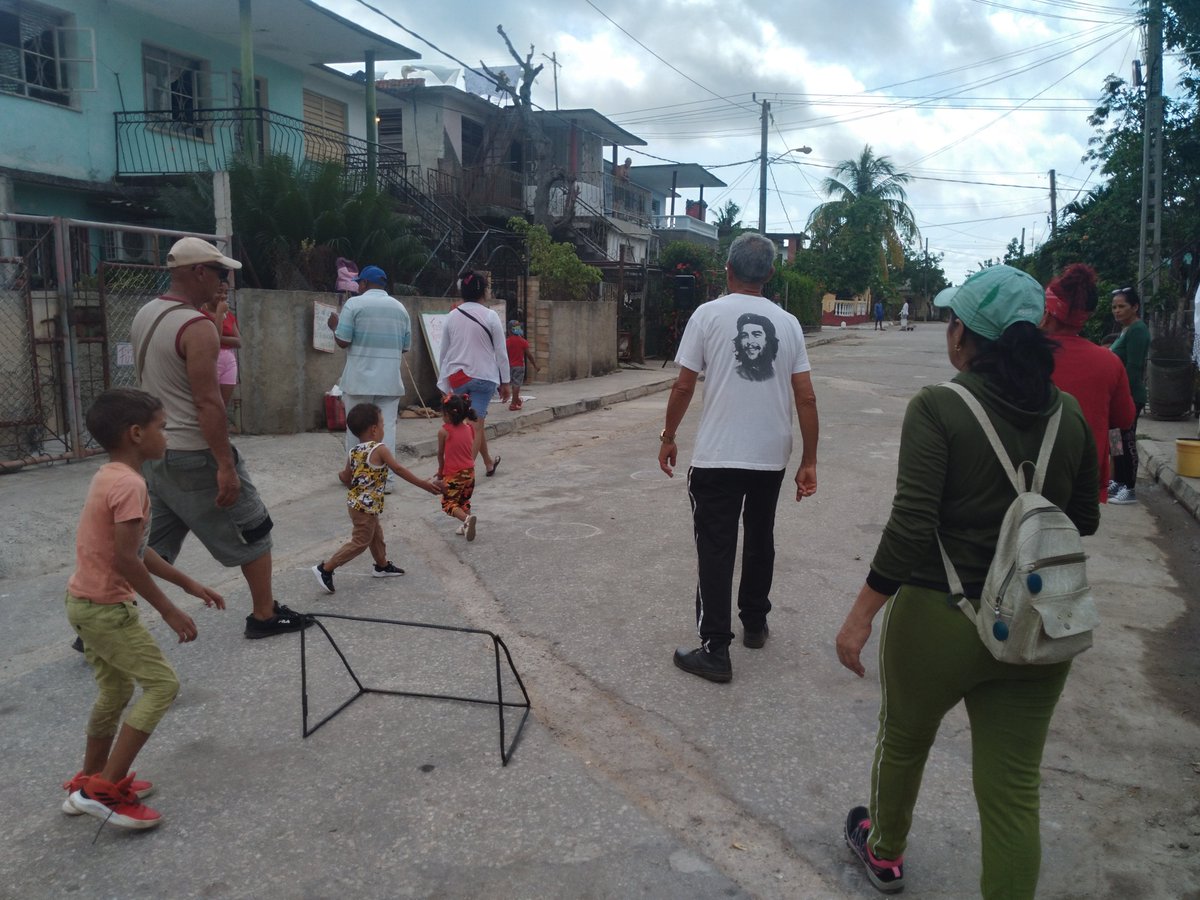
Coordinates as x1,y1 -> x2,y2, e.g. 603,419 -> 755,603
130,238 -> 310,639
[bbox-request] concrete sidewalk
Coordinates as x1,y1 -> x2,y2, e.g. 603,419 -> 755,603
1137,413 -> 1200,521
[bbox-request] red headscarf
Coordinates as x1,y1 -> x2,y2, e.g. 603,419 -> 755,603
1045,263 -> 1097,332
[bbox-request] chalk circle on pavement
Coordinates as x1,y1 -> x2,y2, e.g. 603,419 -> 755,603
630,469 -> 675,481
525,523 -> 602,541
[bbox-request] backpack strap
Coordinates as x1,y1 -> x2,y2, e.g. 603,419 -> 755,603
939,382 -> 1021,492
1030,404 -> 1063,493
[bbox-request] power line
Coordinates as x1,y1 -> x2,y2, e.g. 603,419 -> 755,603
582,0 -> 756,116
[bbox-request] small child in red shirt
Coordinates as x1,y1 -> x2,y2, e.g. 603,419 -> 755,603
437,394 -> 483,540
505,320 -> 539,411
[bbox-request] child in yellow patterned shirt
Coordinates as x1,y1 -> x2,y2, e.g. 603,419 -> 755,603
311,403 -> 441,594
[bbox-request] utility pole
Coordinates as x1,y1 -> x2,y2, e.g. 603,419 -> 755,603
758,98 -> 769,233
923,237 -> 929,317
1020,227 -> 1025,258
1138,0 -> 1164,297
1048,169 -> 1057,239
542,52 -> 561,110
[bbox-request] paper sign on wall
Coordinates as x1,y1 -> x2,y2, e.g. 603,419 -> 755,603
313,301 -> 339,353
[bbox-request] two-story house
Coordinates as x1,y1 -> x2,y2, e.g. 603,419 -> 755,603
1,0 -> 418,247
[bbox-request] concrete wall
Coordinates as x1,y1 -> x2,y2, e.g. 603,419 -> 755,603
236,287 -> 616,433
236,289 -> 345,434
526,284 -> 618,383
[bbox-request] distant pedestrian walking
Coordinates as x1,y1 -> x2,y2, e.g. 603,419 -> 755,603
659,233 -> 819,684
436,271 -> 510,477
437,394 -> 483,541
900,300 -> 910,330
873,300 -> 884,331
311,402 -> 440,595
506,320 -> 539,410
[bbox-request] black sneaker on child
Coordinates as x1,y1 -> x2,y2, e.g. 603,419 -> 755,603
844,806 -> 905,894
311,563 -> 335,594
244,604 -> 313,639
372,561 -> 405,577
672,645 -> 732,683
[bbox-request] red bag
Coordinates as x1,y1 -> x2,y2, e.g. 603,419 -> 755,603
447,369 -> 471,390
325,392 -> 346,431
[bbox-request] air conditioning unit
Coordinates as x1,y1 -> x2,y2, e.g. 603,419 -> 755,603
104,230 -> 153,263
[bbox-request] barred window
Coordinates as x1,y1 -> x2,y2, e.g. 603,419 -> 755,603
143,44 -> 209,124
0,1 -> 94,106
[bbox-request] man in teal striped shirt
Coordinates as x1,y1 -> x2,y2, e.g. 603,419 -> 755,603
329,265 -> 411,488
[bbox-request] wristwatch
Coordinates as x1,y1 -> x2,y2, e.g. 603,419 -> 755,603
660,429 -> 676,443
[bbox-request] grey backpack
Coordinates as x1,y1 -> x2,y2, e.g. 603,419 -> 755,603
936,382 -> 1099,665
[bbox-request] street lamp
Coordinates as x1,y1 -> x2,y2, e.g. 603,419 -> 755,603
759,146 -> 811,234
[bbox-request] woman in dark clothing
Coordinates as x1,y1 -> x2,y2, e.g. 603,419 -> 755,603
1108,286 -> 1150,504
835,265 -> 1100,898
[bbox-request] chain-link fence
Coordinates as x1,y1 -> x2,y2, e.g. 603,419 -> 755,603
0,214 -> 227,468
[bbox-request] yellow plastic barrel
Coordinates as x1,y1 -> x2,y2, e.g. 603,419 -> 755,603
1177,438 -> 1200,478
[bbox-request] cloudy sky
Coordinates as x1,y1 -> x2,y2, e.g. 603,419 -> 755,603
320,0 -> 1167,282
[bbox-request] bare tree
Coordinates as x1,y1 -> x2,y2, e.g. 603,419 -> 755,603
481,26 -> 576,233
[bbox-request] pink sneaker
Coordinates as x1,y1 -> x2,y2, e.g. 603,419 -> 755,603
62,770 -> 153,816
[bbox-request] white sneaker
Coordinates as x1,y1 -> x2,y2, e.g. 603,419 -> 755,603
1106,480 -> 1121,498
465,514 -> 477,542
1110,486 -> 1137,505
455,523 -> 466,536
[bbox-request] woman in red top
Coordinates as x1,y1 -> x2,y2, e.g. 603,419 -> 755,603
1039,263 -> 1135,501
201,279 -> 241,408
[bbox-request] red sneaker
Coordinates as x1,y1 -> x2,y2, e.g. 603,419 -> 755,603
68,774 -> 162,829
62,770 -> 153,815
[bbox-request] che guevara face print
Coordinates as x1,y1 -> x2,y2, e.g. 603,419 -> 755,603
732,312 -> 778,381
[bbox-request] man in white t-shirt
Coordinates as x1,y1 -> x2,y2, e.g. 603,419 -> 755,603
900,300 -> 910,330
658,233 -> 820,683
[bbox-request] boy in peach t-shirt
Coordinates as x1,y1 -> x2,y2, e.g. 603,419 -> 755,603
63,388 -> 224,830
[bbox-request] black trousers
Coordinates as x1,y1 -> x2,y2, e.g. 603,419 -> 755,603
686,466 -> 786,650
1112,402 -> 1143,488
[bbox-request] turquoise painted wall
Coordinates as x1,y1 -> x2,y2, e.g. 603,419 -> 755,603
0,0 -> 359,190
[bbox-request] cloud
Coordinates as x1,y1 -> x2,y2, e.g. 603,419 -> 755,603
321,0 -> 1143,279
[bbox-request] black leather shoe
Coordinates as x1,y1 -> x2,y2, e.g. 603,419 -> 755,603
743,623 -> 769,649
673,645 -> 732,683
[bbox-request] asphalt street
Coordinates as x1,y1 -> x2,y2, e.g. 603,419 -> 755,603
1,326 -> 1197,899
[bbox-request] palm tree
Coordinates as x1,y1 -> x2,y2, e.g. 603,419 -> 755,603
806,145 -> 919,276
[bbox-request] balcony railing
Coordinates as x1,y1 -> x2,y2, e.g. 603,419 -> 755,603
653,214 -> 719,244
115,107 -> 406,191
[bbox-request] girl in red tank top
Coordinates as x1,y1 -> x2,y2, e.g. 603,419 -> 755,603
437,394 -> 483,541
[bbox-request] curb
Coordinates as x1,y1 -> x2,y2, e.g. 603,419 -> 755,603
1139,438 -> 1200,522
393,332 -> 848,463
397,377 -> 677,461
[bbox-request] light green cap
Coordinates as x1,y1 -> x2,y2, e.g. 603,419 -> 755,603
933,264 -> 1044,340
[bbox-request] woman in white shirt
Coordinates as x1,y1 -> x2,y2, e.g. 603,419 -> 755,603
436,271 -> 511,476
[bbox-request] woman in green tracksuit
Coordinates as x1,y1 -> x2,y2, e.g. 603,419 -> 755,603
836,265 -> 1100,898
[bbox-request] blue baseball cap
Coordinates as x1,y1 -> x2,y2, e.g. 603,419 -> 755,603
933,264 -> 1044,340
358,265 -> 387,286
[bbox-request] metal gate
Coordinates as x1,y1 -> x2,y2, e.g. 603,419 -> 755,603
0,214 -> 226,469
